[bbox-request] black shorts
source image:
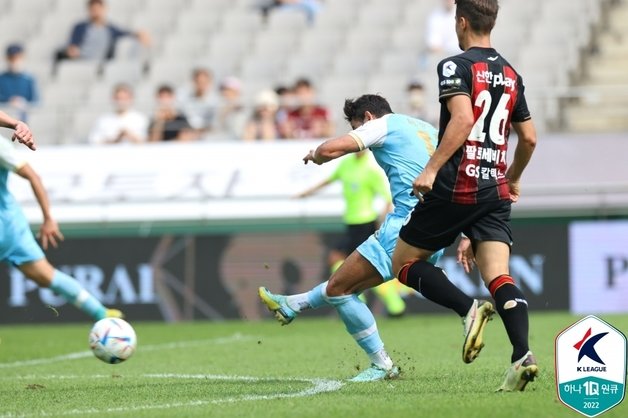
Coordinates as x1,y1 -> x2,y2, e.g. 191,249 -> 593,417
398,195 -> 512,251
335,221 -> 377,254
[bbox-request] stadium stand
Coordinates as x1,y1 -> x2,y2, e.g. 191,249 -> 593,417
0,0 -> 623,144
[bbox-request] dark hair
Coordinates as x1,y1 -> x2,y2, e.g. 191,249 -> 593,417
343,94 -> 393,122
157,84 -> 174,95
455,0 -> 499,34
88,0 -> 104,6
275,85 -> 290,95
293,78 -> 312,89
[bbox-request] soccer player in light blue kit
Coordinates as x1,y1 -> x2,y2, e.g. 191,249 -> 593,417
0,133 -> 123,320
259,95 -> 494,381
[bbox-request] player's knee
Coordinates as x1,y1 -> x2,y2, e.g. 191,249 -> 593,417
18,260 -> 55,287
325,277 -> 351,297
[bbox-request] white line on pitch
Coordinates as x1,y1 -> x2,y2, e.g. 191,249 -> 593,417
0,333 -> 253,369
0,374 -> 344,417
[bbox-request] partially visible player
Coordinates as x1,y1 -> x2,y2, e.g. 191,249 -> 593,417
0,111 -> 36,150
392,0 -> 539,391
0,132 -> 123,320
259,94 -> 494,381
296,150 -> 407,317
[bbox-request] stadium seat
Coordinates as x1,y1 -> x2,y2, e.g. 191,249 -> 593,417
283,54 -> 333,84
27,109 -> 66,145
298,29 -> 346,59
331,54 -> 378,78
219,10 -> 264,34
101,61 -> 146,85
253,32 -> 300,58
239,56 -> 285,83
69,107 -> 106,144
55,61 -> 102,86
176,12 -> 221,38
266,9 -> 310,33
0,0 -> 611,143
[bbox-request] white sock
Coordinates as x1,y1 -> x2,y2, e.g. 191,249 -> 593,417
286,293 -> 311,312
369,348 -> 394,370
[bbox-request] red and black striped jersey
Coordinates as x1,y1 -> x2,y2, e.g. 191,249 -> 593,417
431,47 -> 531,204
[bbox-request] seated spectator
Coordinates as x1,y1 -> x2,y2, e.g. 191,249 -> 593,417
425,0 -> 459,56
0,44 -> 39,121
57,0 -> 150,63
404,80 -> 428,120
279,78 -> 332,139
274,84 -> 295,128
148,85 -> 196,142
88,83 -> 148,144
242,89 -> 280,142
261,0 -> 322,24
214,76 -> 247,140
177,68 -> 217,134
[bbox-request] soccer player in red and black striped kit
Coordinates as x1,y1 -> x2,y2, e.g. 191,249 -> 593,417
392,0 -> 539,391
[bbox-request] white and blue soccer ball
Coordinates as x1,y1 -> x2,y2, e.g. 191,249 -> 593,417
89,318 -> 137,364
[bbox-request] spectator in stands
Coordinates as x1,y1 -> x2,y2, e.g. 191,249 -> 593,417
279,78 -> 332,139
148,85 -> 196,142
0,44 -> 39,121
88,83 -> 148,144
260,0 -> 322,24
274,84 -> 296,130
425,0 -> 459,56
177,68 -> 217,135
57,0 -> 150,63
214,76 -> 247,140
403,80 -> 429,121
242,89 -> 280,142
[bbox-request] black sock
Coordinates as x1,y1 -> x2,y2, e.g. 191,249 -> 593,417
400,260 -> 473,317
490,276 -> 530,362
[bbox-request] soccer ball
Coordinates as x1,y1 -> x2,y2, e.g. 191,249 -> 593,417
89,318 -> 137,364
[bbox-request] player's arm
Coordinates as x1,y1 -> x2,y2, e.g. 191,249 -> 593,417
0,111 -> 36,150
412,95 -> 474,198
15,163 -> 64,249
506,120 -> 537,203
303,135 -> 360,165
295,178 -> 334,198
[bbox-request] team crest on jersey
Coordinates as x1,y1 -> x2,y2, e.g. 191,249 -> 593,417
442,61 -> 457,77
555,315 -> 626,417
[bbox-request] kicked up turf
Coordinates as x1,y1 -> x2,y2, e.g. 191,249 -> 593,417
0,312 -> 627,418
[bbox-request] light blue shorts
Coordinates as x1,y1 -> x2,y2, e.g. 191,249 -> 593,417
0,208 -> 45,266
357,213 -> 444,281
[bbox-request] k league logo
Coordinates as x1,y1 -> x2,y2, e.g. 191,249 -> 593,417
556,316 -> 627,417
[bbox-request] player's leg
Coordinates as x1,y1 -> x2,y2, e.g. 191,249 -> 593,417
259,225 -> 369,322
474,240 -> 538,391
8,212 -> 122,321
394,198 -> 495,363
17,259 -> 122,320
393,239 -> 476,319
323,250 -> 399,380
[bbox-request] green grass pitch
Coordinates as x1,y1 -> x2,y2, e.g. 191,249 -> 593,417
1,312 -> 627,417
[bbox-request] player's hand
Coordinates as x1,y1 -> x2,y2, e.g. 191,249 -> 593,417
303,150 -> 321,165
456,237 -> 475,274
12,121 -> 36,151
38,218 -> 64,250
508,179 -> 521,203
412,169 -> 436,202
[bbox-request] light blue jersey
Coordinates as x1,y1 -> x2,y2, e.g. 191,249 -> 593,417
347,114 -> 441,280
0,136 -> 44,265
348,114 -> 438,217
